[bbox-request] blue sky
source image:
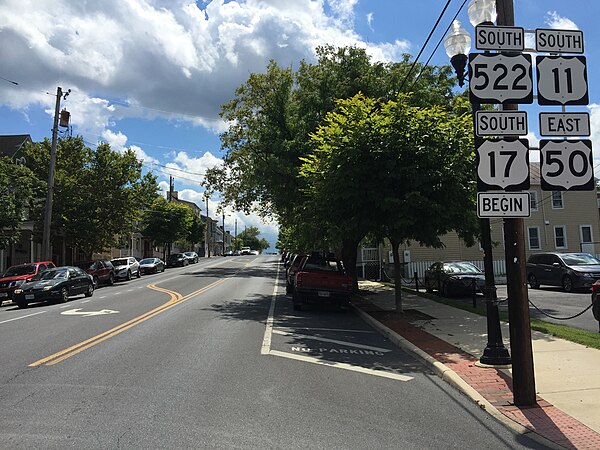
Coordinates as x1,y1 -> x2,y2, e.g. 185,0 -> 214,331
1,0 -> 598,250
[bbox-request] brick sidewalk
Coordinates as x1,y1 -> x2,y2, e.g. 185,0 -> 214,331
365,308 -> 600,450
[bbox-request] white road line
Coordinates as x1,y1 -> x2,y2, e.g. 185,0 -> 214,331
0,310 -> 47,324
80,300 -> 91,304
99,296 -> 106,299
268,350 -> 413,382
126,289 -> 134,292
60,305 -> 70,308
261,263 -> 280,355
272,329 -> 392,353
276,327 -> 375,334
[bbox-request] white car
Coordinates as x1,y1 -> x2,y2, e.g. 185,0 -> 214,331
110,257 -> 141,281
240,247 -> 251,255
250,250 -> 259,255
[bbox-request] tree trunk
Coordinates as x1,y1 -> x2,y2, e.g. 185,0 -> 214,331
390,237 -> 403,313
341,238 -> 360,293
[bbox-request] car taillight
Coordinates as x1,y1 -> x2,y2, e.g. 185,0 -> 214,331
592,280 -> 600,292
296,273 -> 303,286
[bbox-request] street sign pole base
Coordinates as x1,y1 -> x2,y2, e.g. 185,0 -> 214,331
480,345 -> 512,366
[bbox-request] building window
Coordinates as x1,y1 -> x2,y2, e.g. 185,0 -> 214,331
554,226 -> 567,249
551,191 -> 563,209
529,191 -> 538,211
580,225 -> 593,244
528,227 -> 540,250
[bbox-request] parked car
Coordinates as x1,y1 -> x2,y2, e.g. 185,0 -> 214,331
286,254 -> 307,294
250,250 -> 259,255
526,252 -> 600,292
424,261 -> 486,297
139,258 -> 165,275
110,257 -> 141,281
232,250 -> 240,256
241,247 -> 251,255
13,266 -> 94,309
0,261 -> 56,306
167,253 -> 188,267
224,250 -> 234,256
183,251 -> 199,263
293,255 -> 353,311
74,259 -> 115,288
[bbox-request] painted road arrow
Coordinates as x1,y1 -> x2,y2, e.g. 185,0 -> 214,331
61,308 -> 120,317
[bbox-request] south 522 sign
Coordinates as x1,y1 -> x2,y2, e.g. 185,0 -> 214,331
469,53 -> 533,104
540,140 -> 594,191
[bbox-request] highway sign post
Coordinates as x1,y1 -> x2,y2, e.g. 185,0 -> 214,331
535,28 -> 584,54
475,110 -> 527,137
469,53 -> 533,104
539,112 -> 590,137
539,139 -> 594,191
536,56 -> 589,105
476,138 -> 529,191
475,25 -> 524,51
477,192 -> 530,218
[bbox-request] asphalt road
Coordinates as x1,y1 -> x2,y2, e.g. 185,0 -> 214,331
0,256 -> 546,449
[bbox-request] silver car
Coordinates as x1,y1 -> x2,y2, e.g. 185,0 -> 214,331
110,257 -> 141,281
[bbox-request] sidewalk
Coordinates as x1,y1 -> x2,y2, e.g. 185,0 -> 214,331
353,280 -> 600,450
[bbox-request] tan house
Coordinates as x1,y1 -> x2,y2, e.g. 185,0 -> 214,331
360,163 -> 600,279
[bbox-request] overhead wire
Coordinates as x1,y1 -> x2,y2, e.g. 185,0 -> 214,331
398,0 -> 454,92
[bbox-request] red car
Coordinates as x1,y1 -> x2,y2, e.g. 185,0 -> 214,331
0,261 -> 56,306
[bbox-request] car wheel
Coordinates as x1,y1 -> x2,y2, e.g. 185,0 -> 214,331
85,282 -> 94,297
108,273 -> 115,286
528,273 -> 540,289
292,291 -> 303,311
92,276 -> 99,289
562,275 -> 573,293
136,269 -> 141,278
424,276 -> 433,293
126,270 -> 131,281
16,300 -> 27,309
60,287 -> 69,303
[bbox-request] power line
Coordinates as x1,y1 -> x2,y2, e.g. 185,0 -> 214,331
408,0 -> 469,92
398,0 -> 454,92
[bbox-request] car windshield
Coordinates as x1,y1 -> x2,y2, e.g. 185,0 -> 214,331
3,264 -> 36,277
33,269 -> 68,281
139,258 -> 155,264
561,253 -> 600,266
112,259 -> 128,266
184,252 -> 193,256
170,254 -> 183,258
75,261 -> 94,270
444,262 -> 482,274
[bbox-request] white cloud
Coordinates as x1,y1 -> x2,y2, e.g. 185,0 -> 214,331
589,104 -> 600,167
0,0 -> 406,142
164,151 -> 223,186
101,129 -> 159,165
545,11 -> 579,30
366,12 -> 374,31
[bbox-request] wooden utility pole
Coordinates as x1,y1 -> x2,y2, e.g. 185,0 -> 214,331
497,0 -> 536,406
41,87 -> 63,261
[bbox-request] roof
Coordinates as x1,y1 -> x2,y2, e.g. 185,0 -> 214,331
0,134 -> 32,159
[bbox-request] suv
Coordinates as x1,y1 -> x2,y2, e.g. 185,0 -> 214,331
526,252 -> 600,292
110,257 -> 141,281
0,261 -> 56,306
75,260 -> 115,288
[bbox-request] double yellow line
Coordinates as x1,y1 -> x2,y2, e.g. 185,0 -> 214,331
30,278 -> 228,367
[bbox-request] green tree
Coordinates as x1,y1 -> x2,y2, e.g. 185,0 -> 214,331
0,157 -> 37,249
303,93 -> 478,309
142,197 -> 194,257
207,45 -> 459,277
187,215 -> 206,250
24,137 -> 159,257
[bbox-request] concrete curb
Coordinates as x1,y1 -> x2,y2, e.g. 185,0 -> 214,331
351,302 -> 565,450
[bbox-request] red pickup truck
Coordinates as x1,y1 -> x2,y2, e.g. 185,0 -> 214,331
292,255 -> 353,311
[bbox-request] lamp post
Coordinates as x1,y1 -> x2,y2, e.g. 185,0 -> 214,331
444,1 -> 511,366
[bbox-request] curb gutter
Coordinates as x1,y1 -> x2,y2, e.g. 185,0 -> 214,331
351,303 -> 565,450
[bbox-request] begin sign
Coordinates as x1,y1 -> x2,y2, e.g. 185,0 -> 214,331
477,192 -> 530,218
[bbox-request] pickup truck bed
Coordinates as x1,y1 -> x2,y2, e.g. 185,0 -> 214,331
292,256 -> 353,311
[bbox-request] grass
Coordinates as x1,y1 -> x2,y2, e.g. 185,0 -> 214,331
379,283 -> 600,350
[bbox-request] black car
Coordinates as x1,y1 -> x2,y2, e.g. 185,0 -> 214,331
167,253 -> 188,268
13,266 -> 94,309
424,261 -> 486,297
139,258 -> 165,274
526,252 -> 600,292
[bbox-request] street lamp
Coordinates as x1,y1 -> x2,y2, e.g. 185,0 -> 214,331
444,0 -> 511,366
